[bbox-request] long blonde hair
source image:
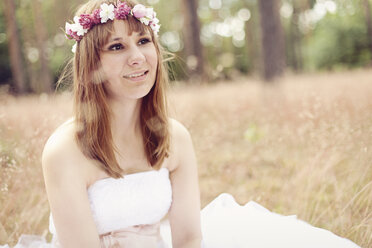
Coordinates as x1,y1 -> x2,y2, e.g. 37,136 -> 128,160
70,0 -> 170,178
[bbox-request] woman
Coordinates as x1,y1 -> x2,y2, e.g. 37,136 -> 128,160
43,0 -> 201,247
38,0 -> 361,248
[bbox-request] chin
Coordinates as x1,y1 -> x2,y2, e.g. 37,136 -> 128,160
129,83 -> 155,100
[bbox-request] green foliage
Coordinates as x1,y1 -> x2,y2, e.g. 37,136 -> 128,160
304,2 -> 371,70
244,123 -> 264,143
0,2 -> 11,86
306,10 -> 371,70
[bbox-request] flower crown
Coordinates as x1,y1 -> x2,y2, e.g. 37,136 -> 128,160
65,1 -> 160,53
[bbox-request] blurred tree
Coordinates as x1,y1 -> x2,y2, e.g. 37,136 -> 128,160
17,0 -> 39,94
283,0 -> 314,73
245,1 -> 262,75
258,0 -> 286,81
363,0 -> 372,62
2,0 -> 27,94
31,0 -> 53,93
289,2 -> 302,71
0,3 -> 12,87
305,0 -> 371,70
286,0 -> 305,72
181,0 -> 206,82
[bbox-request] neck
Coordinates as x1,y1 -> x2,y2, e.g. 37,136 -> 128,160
109,97 -> 142,145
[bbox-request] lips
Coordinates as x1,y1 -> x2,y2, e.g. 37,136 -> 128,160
123,70 -> 149,79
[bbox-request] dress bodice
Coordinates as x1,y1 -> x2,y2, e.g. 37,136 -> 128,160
49,168 -> 172,236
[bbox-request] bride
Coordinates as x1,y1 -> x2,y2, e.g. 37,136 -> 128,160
44,0 -> 200,247
6,0 -> 360,247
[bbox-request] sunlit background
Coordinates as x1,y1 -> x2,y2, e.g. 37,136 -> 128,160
1,0 -> 372,91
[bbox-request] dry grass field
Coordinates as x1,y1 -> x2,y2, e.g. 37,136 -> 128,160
0,69 -> 371,247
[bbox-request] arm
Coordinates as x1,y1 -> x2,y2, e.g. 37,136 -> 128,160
168,120 -> 202,248
42,132 -> 101,248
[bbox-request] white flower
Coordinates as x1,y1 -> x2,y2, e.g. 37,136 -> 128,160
73,16 -> 80,24
65,22 -> 73,32
100,3 -> 115,23
75,24 -> 87,36
139,17 -> 150,25
152,17 -> 159,24
65,22 -> 74,38
70,16 -> 87,36
145,8 -> 154,19
151,23 -> 160,34
72,43 -> 77,53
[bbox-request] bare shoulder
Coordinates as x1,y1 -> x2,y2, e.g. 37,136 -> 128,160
168,118 -> 195,171
42,119 -> 77,169
169,118 -> 192,142
42,119 -> 90,185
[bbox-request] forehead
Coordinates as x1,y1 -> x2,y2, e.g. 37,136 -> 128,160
110,17 -> 151,35
109,20 -> 149,38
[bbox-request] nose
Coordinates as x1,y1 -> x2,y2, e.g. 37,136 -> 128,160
127,46 -> 145,66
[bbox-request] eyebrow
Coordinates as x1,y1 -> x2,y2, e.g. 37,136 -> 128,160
108,31 -> 148,43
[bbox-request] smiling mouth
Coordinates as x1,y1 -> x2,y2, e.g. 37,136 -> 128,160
124,70 -> 149,79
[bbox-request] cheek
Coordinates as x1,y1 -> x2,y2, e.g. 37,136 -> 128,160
151,55 -> 158,70
146,46 -> 158,69
100,57 -> 111,77
101,56 -> 123,80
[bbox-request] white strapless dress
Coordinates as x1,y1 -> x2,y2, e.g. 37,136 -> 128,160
2,168 -> 361,248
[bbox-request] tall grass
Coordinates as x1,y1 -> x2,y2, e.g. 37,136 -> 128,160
1,70 -> 371,247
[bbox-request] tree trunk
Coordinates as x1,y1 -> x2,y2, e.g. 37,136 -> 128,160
31,0 -> 53,93
363,0 -> 372,61
288,1 -> 303,72
3,0 -> 27,94
258,0 -> 286,81
181,0 -> 206,82
245,3 -> 262,75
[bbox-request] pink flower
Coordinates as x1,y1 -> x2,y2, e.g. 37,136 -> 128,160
115,2 -> 131,20
65,22 -> 82,41
79,14 -> 93,29
66,30 -> 81,41
132,4 -> 147,19
91,9 -> 101,24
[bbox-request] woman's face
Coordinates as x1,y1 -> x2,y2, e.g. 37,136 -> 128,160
100,20 -> 158,101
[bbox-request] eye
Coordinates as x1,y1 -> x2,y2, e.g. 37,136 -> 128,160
138,37 -> 151,45
108,43 -> 124,51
